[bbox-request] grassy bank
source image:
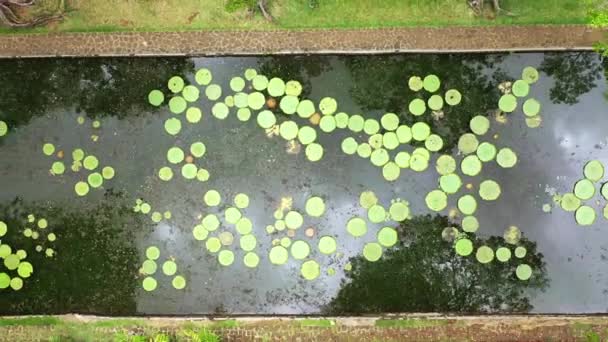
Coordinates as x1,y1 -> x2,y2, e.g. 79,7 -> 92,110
1,0 -> 596,34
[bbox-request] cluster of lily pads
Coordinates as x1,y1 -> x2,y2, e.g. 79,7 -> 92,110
139,246 -> 186,291
498,66 -> 542,128
445,224 -> 532,280
76,115 -> 102,142
265,195 -> 338,280
344,191 -> 408,262
550,160 -> 608,226
195,191 -> 259,268
133,199 -> 172,224
0,215 -> 42,291
141,66 -> 547,285
159,142 -> 210,182
23,214 -> 57,257
43,143 -> 115,197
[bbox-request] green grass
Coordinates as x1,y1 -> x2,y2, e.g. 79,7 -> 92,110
0,316 -> 61,326
375,318 -> 450,329
0,0 -> 597,34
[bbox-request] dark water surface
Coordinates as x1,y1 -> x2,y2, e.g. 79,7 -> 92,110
0,53 -> 606,315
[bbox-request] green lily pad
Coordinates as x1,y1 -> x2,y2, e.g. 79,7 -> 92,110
248,92 -> 266,110
172,275 -> 187,289
428,95 -> 444,111
169,96 -> 187,114
279,121 -> 299,140
87,172 -> 103,188
142,277 -> 157,292
445,89 -> 462,106
575,205 -> 596,226
269,246 -> 289,265
348,115 -> 365,132
410,153 -> 429,172
243,252 -> 260,268
252,75 -> 268,91
461,155 -> 482,176
455,238 -> 473,256
141,260 -> 157,275
516,264 -> 532,280
206,237 -> 221,253
381,113 -> 400,131
382,162 -> 401,182
408,76 -> 423,91
305,143 -> 324,162
423,74 -> 440,93
164,118 -> 182,135
285,80 -> 302,96
396,125 -> 412,143
244,68 -> 257,80
297,100 -> 315,118
512,80 -> 530,97
298,126 -> 317,145
389,201 -> 410,222
574,179 -> 595,200
318,236 -> 337,254
368,204 -> 387,223
212,103 -> 229,120
409,99 -> 426,116
436,155 -> 456,175
470,115 -> 490,136
411,122 -> 430,141
182,85 -> 200,102
496,247 -> 511,262
377,227 -> 398,247
359,191 -> 378,209
291,240 -> 311,259
239,234 -> 257,252
195,68 -> 212,85
504,226 -> 521,245
74,182 -> 90,196
319,116 -> 337,133
202,214 -> 220,231
425,190 -> 447,212
347,217 -> 367,237
382,132 -> 399,150
168,76 -> 184,93
522,66 -> 539,84
479,179 -> 501,201
496,148 -> 518,168
357,143 -> 372,158
370,148 -> 389,167
395,151 -> 411,169
280,95 -> 299,115
458,133 -> 479,155
305,197 -> 326,217
42,143 -> 55,156
301,259 -> 320,280
523,98 -> 541,117
475,246 -> 494,264
319,97 -> 337,115
204,190 -> 221,207
268,78 -> 286,97
363,242 -> 383,262
425,134 -> 443,152
462,216 -> 479,233
148,90 -> 164,106
439,173 -> 462,194
498,94 -> 517,113
205,84 -> 222,101
186,107 -> 202,123
218,250 -> 235,266
458,195 -> 477,215
230,77 -> 245,92
584,160 -> 604,182
476,142 -> 497,162
363,119 -> 380,135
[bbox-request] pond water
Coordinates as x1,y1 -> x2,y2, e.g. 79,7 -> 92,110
0,53 -> 606,315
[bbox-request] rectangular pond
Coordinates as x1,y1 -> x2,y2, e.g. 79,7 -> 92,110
0,53 -> 606,315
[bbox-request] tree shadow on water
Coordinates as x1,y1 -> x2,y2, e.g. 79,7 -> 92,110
0,191 -> 145,315
325,214 -> 549,314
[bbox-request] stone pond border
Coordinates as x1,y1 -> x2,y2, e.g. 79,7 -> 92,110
1,314 -> 608,340
0,25 -> 605,58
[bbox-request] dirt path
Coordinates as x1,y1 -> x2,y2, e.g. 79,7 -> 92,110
0,25 -> 604,58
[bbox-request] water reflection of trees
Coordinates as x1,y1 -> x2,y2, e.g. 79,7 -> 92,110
539,52 -> 604,105
0,57 -> 195,127
0,192 -> 142,315
342,54 -> 508,150
326,214 -> 549,314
